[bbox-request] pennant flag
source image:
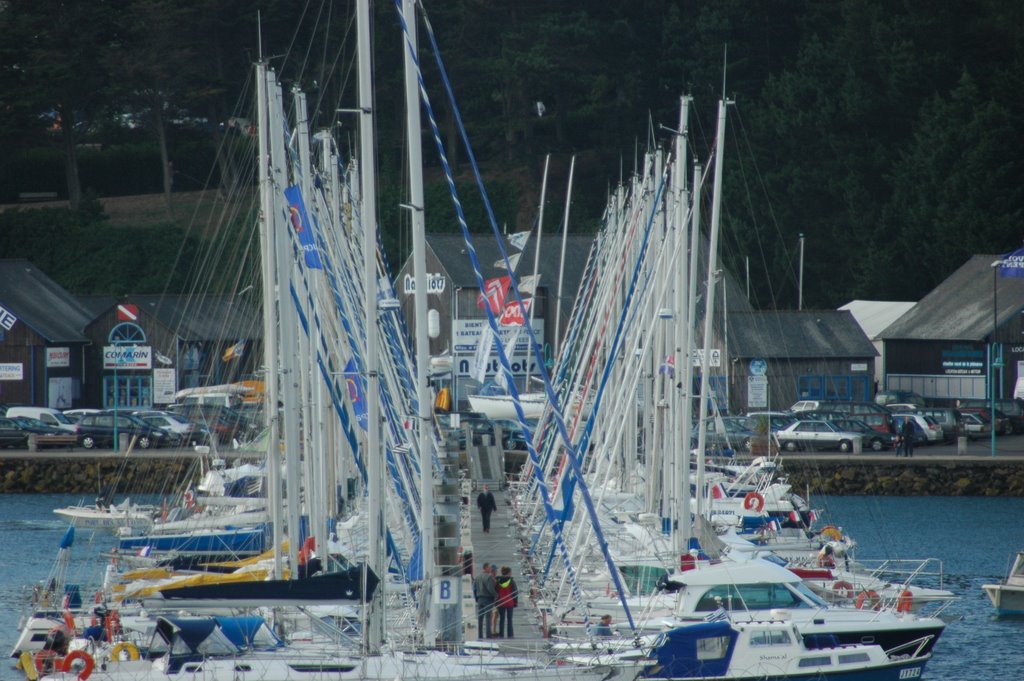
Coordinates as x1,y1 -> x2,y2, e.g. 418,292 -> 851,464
343,358 -> 368,431
494,253 -> 521,271
516,274 -> 540,295
472,326 -> 494,383
137,545 -> 152,557
477,275 -> 511,314
508,230 -> 531,251
659,354 -> 676,377
999,246 -> 1024,278
283,185 -> 323,270
222,340 -> 246,361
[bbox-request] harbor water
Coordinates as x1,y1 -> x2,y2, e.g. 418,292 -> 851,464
2,493 -> 1023,679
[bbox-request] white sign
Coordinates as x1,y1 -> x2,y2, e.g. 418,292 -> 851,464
456,355 -> 540,378
691,348 -> 722,368
103,345 -> 152,369
0,363 -> 24,380
153,368 -> 177,404
46,347 -> 70,368
402,273 -> 447,295
748,375 -> 768,408
432,577 -> 458,604
850,363 -> 868,372
0,305 -> 17,331
453,319 -> 543,354
48,377 -> 72,409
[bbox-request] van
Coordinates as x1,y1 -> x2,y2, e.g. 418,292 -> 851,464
5,407 -> 78,434
875,390 -> 926,408
178,393 -> 243,410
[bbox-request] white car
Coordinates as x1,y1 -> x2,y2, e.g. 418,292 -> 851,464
890,413 -> 943,443
776,420 -> 864,453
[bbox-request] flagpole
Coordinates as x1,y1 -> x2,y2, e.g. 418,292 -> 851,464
524,154 -> 550,389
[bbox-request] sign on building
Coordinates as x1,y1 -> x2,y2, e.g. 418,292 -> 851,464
103,345 -> 152,369
748,375 -> 768,408
0,305 -> 17,331
402,273 -> 447,295
0,363 -> 24,381
153,368 -> 177,404
46,347 -> 70,368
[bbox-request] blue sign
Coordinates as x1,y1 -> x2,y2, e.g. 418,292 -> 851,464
749,358 -> 767,376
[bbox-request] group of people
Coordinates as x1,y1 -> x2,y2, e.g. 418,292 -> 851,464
472,562 -> 518,638
894,417 -> 915,457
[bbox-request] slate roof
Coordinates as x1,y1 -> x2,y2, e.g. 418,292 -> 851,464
838,300 -> 916,339
878,255 -> 1024,341
728,310 -> 877,359
0,259 -> 91,342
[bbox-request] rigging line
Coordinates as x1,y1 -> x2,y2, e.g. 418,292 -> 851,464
398,0 -> 612,638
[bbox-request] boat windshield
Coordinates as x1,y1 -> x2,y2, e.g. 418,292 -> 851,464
694,581 -> 828,612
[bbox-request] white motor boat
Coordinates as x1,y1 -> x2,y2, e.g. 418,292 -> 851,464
982,549 -> 1024,615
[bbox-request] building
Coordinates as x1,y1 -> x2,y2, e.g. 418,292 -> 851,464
0,260 -> 92,408
878,254 -> 1024,403
838,300 -> 916,389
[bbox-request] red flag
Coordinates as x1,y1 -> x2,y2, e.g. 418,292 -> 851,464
499,299 -> 532,326
476,276 -> 511,314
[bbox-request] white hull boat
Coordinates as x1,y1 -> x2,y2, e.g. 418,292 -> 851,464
982,549 -> 1024,615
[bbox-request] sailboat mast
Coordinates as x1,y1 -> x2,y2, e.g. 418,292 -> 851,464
553,155 -> 575,359
694,99 -> 728,522
357,0 -> 385,652
256,61 -> 284,579
671,95 -> 690,557
523,154 -> 549,388
400,0 -> 438,644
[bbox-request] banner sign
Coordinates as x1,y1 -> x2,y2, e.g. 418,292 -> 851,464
0,363 -> 24,380
153,368 -> 176,404
401,273 -> 447,295
453,319 -> 543,354
0,304 -> 17,331
103,345 -> 152,369
46,347 -> 70,368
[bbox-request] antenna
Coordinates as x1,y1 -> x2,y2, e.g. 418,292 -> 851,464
721,44 -> 728,99
257,11 -> 263,62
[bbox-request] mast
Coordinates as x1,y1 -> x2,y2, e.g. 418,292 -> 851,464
256,61 -> 284,579
400,0 -> 438,644
357,0 -> 385,652
553,155 -> 575,356
694,99 -> 728,521
523,154 -> 549,388
670,95 -> 689,555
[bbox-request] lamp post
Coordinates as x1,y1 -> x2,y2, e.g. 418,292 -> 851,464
990,260 -> 1002,458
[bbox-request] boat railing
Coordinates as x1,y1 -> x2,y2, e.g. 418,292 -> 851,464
854,557 -> 946,590
883,633 -> 933,660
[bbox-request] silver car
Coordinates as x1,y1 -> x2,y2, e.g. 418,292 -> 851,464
776,419 -> 864,453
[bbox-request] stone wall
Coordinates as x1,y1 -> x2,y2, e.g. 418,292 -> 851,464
0,458 -> 199,494
781,460 -> 1024,496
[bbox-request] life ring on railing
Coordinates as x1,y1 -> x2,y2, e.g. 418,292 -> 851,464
34,649 -> 61,674
820,525 -> 843,542
110,641 -> 141,662
742,492 -> 765,512
183,490 -> 196,510
62,649 -> 95,680
832,580 -> 855,599
855,590 -> 881,610
896,589 -> 914,613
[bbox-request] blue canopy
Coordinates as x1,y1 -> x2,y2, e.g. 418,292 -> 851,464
642,621 -> 737,679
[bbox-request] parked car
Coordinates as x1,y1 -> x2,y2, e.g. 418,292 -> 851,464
917,407 -> 964,442
959,398 -> 1024,434
492,419 -> 534,451
776,420 -> 864,453
62,408 -> 102,423
823,401 -> 892,417
790,400 -> 827,413
133,410 -> 211,446
0,417 -> 29,448
697,415 -> 757,453
744,411 -> 798,432
958,407 -> 1012,436
170,405 -> 259,445
75,412 -> 171,449
875,390 -> 926,408
961,412 -> 992,440
5,407 -> 78,434
833,418 -> 898,451
889,413 -> 943,444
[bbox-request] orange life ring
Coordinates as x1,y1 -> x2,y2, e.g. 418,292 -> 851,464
184,490 -> 196,510
855,590 -> 881,610
742,492 -> 765,512
896,589 -> 914,613
832,580 -> 855,599
62,650 -> 95,680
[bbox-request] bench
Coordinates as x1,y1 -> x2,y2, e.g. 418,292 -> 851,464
27,433 -> 78,451
18,192 -> 59,202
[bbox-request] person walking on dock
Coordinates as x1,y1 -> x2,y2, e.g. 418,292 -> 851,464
473,562 -> 497,638
495,565 -> 518,638
477,484 -> 498,533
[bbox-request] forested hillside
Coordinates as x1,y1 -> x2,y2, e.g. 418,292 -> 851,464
0,0 -> 1020,307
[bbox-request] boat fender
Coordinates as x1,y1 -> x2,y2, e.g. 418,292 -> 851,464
62,649 -> 95,680
742,492 -> 765,512
855,590 -> 880,610
110,641 -> 141,661
896,589 -> 914,613
63,609 -> 77,634
18,650 -> 40,680
820,525 -> 843,542
832,580 -> 855,599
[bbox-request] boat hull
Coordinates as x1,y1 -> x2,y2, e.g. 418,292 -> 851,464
982,583 -> 1024,615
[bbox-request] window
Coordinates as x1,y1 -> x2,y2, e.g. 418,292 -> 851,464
749,629 -> 792,646
838,653 -> 870,664
695,635 -> 730,660
798,656 -> 832,668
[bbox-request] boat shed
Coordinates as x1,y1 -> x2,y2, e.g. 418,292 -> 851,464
0,260 -> 93,408
79,294 -> 261,409
838,300 -> 916,388
726,310 -> 877,414
877,254 -> 1024,404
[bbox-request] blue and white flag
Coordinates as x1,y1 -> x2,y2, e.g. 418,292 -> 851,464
343,358 -> 368,431
284,185 -> 323,270
999,246 -> 1024,278
508,230 -> 531,251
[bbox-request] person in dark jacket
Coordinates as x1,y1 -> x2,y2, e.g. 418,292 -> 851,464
476,484 -> 498,533
494,565 -> 518,638
901,418 -> 915,458
472,562 -> 497,638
